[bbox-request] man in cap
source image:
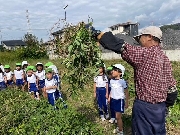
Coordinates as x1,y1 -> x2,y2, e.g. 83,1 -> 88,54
93,26 -> 177,135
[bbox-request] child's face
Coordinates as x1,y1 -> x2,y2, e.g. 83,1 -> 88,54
99,67 -> 104,73
23,64 -> 28,69
27,70 -> 33,76
112,69 -> 122,78
5,68 -> 10,72
37,66 -> 43,71
16,66 -> 21,70
46,72 -> 53,79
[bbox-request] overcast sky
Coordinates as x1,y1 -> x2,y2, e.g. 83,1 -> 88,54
0,0 -> 180,42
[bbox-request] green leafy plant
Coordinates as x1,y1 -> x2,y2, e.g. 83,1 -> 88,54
0,90 -> 103,135
61,22 -> 102,95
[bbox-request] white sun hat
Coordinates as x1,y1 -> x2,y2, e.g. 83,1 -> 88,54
113,64 -> 125,77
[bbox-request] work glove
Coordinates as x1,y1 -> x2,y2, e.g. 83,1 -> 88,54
84,24 -> 101,41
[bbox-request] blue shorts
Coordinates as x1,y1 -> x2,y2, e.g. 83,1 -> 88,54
0,81 -> 6,88
38,80 -> 45,88
29,83 -> 38,93
7,80 -> 13,85
110,98 -> 125,113
47,92 -> 55,106
16,79 -> 24,86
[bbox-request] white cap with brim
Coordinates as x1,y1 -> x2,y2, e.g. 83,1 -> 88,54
113,64 -> 125,77
22,61 -> 28,66
36,62 -> 43,66
133,26 -> 162,43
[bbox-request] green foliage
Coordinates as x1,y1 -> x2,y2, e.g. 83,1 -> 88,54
0,45 -> 6,52
0,51 -> 18,63
160,23 -> 180,32
0,90 -> 103,135
15,33 -> 48,59
15,47 -> 47,59
62,23 -> 102,95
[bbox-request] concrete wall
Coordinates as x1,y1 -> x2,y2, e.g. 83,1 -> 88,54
101,50 -> 180,61
48,50 -> 180,61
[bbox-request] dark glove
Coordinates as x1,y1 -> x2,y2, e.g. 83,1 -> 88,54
84,24 -> 101,40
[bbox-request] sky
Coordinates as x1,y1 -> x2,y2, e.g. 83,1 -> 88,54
0,0 -> 180,43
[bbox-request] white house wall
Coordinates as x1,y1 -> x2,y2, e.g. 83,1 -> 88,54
101,50 -> 180,61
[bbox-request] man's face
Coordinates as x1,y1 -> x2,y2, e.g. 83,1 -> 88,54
139,35 -> 150,47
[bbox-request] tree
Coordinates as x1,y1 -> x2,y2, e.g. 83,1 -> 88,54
23,33 -> 39,47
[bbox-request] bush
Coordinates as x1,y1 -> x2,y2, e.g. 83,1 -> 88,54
0,51 -> 18,64
16,47 -> 48,60
0,90 -> 103,135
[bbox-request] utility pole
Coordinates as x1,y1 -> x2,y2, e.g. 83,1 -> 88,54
63,5 -> 68,21
26,10 -> 32,34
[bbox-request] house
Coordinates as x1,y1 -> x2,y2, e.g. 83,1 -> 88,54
109,22 -> 139,37
1,40 -> 26,50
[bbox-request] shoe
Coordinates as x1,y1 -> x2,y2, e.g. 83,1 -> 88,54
113,127 -> 123,135
106,113 -> 109,119
117,131 -> 123,135
109,118 -> 115,123
100,115 -> 106,121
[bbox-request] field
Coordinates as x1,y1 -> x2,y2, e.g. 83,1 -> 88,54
0,58 -> 180,135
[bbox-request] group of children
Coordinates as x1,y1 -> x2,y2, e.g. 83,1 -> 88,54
0,61 -> 62,108
94,63 -> 129,135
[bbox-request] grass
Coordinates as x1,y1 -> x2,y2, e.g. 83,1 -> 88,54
1,58 -> 180,135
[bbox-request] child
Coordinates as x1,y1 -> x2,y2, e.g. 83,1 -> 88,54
0,63 -> 4,72
0,67 -> 6,90
26,66 -> 40,99
4,65 -> 14,88
44,68 -> 58,108
14,63 -> 25,91
94,64 -> 109,121
45,62 -> 61,99
22,61 -> 28,91
108,64 -> 129,135
106,66 -> 116,124
36,62 -> 46,97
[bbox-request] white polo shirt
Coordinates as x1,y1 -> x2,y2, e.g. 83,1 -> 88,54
14,70 -> 24,79
0,73 -> 4,82
27,74 -> 37,83
45,78 -> 57,93
110,79 -> 128,100
5,71 -> 14,80
36,70 -> 45,80
94,75 -> 108,87
0,65 -> 4,72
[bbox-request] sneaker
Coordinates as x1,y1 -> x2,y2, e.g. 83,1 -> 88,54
106,113 -> 109,119
109,118 -> 115,124
113,127 -> 123,135
117,131 -> 123,135
100,115 -> 106,121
